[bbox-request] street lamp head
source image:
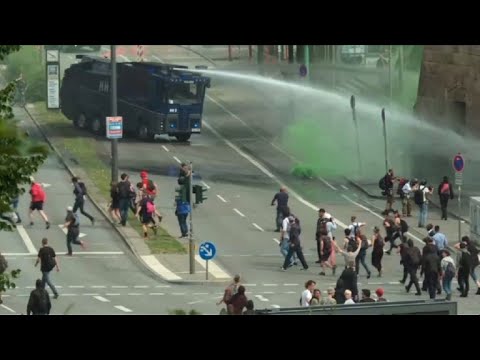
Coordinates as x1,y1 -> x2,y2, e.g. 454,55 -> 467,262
381,108 -> 385,122
350,95 -> 355,109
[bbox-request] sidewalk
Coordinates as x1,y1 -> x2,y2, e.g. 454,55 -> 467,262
24,105 -> 231,285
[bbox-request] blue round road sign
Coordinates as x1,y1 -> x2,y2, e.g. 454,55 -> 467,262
199,241 -> 216,261
299,64 -> 307,77
453,154 -> 464,172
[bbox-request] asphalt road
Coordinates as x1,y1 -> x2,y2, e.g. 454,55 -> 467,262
20,45 -> 477,314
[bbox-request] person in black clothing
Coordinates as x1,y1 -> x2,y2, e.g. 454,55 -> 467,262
422,242 -> 442,299
339,261 -> 359,302
34,237 -> 59,299
359,289 -> 376,303
383,169 -> 396,215
455,236 -> 480,295
27,279 -> 51,315
178,163 -> 191,203
281,218 -> 308,271
71,177 -> 95,225
437,176 -> 454,220
355,230 -> 371,279
404,239 -> 422,295
398,237 -> 410,284
457,242 -> 472,297
108,181 -> 121,223
271,187 -> 289,232
315,212 -> 327,264
117,173 -> 134,226
420,237 -> 439,292
371,226 -> 384,277
63,206 -> 86,256
333,278 -> 346,304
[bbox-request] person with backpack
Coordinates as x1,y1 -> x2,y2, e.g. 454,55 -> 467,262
413,180 -> 432,228
387,212 -> 409,255
437,176 -> 454,220
27,279 -> 51,315
34,237 -> 59,299
117,173 -> 135,226
371,226 -> 384,277
457,242 -> 473,297
28,176 -> 50,229
422,239 -> 442,299
140,170 -> 158,200
281,217 -> 309,271
348,216 -> 365,239
63,206 -> 86,256
454,236 -> 480,295
271,186 -> 289,232
378,169 -> 396,215
136,192 -> 160,239
280,209 -> 297,268
404,239 -> 422,295
71,176 -> 95,226
440,249 -> 456,300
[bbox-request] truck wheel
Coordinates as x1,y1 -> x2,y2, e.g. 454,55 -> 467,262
137,124 -> 151,141
74,113 -> 88,129
175,134 -> 191,142
91,117 -> 104,135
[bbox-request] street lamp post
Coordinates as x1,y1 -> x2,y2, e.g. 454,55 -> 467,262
304,45 -> 310,82
188,161 -> 195,274
350,95 -> 362,177
110,45 -> 118,183
381,108 -> 389,173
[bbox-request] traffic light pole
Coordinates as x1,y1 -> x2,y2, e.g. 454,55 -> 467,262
111,45 -> 118,183
188,161 -> 195,274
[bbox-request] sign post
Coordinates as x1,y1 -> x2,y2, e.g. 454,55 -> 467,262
106,116 -> 123,139
199,241 -> 216,280
453,153 -> 464,241
45,49 -> 60,109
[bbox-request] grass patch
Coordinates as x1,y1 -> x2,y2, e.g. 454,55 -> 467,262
30,102 -> 186,254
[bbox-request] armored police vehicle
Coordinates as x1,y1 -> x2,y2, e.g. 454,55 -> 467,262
60,56 -> 211,142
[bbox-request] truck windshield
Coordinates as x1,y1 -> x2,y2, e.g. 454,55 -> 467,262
167,82 -> 201,104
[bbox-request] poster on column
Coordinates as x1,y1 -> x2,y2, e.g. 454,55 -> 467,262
47,64 -> 60,109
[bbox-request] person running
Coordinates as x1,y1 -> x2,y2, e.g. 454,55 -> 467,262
71,176 -> 95,225
108,181 -> 121,224
217,275 -> 241,307
140,171 -> 158,201
398,237 -> 410,284
27,279 -> 51,315
63,206 -> 86,256
355,229 -> 371,279
271,186 -> 289,232
34,238 -> 59,299
404,239 -> 422,296
281,217 -> 308,271
28,176 -> 50,229
136,192 -> 160,239
383,213 -> 395,255
371,226 -> 384,277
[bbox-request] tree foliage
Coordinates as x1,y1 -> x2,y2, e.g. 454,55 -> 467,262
0,45 -> 48,294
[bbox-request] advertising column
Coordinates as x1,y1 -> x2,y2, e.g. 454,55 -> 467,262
45,49 -> 60,109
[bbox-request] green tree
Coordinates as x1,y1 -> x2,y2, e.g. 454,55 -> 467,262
0,45 -> 49,298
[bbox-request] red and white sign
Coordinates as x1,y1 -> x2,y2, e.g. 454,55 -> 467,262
106,116 -> 123,139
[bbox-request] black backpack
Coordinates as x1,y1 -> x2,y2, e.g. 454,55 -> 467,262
414,187 -> 424,205
378,176 -> 387,190
348,237 -> 358,252
32,290 -> 49,314
400,219 -> 409,234
444,261 -> 455,280
410,247 -> 421,266
79,182 -> 87,195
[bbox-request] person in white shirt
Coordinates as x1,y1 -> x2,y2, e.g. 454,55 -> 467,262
348,216 -> 366,238
280,210 -> 297,267
300,280 -> 316,307
415,180 -> 432,228
344,289 -> 355,304
401,179 -> 416,217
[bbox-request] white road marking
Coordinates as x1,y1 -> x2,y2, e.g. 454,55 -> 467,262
41,183 -> 51,188
233,208 -> 245,217
133,285 -> 149,289
149,293 -> 165,295
172,156 -> 182,164
91,285 -> 106,289
141,255 -> 182,281
271,304 -> 281,309
243,284 -> 257,286
254,294 -> 269,302
161,145 -> 170,152
172,292 -> 186,296
58,293 -> 76,296
341,185 -> 349,190
16,225 -> 37,254
285,291 -> 297,294
152,55 -> 164,62
1,304 -> 16,313
114,305 -> 133,313
69,285 -> 85,288
118,55 -> 130,62
195,255 -> 231,279
155,285 -> 171,288
58,225 -> 87,238
112,285 -> 128,289
252,223 -> 264,231
127,293 -> 143,296
193,292 -> 209,295
83,293 -> 100,296
272,238 -> 280,244
216,194 -> 227,203
262,291 -> 275,294
263,284 -> 278,287
93,296 -> 110,303
106,293 -> 121,296
60,251 -> 123,255
283,283 -> 299,286
201,181 -> 211,189
187,300 -> 203,305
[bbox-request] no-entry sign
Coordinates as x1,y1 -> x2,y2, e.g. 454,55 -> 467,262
453,153 -> 464,173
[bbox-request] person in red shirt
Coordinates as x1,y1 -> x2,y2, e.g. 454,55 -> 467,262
28,176 -> 50,229
140,171 -> 158,200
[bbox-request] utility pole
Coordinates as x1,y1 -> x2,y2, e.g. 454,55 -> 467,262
188,161 -> 195,274
304,45 -> 310,82
381,108 -> 389,173
351,95 -> 362,177
110,45 -> 118,183
389,45 -> 393,101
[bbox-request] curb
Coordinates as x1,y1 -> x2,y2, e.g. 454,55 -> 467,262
24,106 -> 224,285
345,177 -> 471,225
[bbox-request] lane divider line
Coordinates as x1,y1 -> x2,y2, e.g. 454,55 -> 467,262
172,156 -> 182,164
216,195 -> 227,203
252,223 -> 264,232
114,305 -> 133,313
233,208 -> 245,217
161,145 -> 170,152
